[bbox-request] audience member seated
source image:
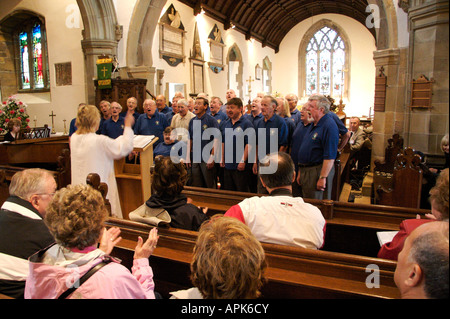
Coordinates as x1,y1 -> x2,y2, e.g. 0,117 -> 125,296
3,118 -> 22,142
170,215 -> 267,299
225,152 -> 326,249
25,184 -> 159,299
146,156 -> 209,231
153,126 -> 185,160
0,169 -> 56,298
378,168 -> 449,260
348,116 -> 366,153
430,133 -> 449,174
394,220 -> 449,299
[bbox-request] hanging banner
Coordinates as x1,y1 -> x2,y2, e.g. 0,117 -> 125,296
96,57 -> 113,89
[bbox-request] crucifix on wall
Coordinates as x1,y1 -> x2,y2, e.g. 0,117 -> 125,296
246,76 -> 254,103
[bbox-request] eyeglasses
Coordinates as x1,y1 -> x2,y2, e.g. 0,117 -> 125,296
35,192 -> 55,197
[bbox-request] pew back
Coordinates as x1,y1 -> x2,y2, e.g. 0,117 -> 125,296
105,217 -> 400,299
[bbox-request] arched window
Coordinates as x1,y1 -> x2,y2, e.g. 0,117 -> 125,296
300,20 -> 350,101
16,18 -> 49,91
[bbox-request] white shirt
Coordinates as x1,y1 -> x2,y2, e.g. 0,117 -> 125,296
225,194 -> 326,249
70,127 -> 134,218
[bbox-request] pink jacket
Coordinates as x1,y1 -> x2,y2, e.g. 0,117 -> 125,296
25,244 -> 155,299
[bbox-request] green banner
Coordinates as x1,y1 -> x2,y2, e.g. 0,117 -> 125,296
96,58 -> 112,89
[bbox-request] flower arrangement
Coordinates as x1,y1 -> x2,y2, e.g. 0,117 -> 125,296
0,96 -> 31,134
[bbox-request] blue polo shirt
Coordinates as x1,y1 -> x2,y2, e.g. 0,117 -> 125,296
212,110 -> 228,126
329,111 -> 348,136
134,110 -> 169,146
255,113 -> 288,156
243,112 -> 263,128
290,122 -> 312,169
188,113 -> 219,163
290,108 -> 301,126
69,118 -> 77,136
159,105 -> 173,115
101,116 -> 125,139
153,140 -> 185,159
297,112 -> 339,164
221,116 -> 255,170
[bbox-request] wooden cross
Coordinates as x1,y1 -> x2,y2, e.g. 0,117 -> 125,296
49,111 -> 56,134
246,76 -> 254,99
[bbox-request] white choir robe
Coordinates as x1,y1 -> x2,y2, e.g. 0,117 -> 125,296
70,127 -> 134,218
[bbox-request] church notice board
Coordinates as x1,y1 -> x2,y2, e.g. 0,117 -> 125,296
114,135 -> 158,220
374,66 -> 387,112
409,74 -> 433,109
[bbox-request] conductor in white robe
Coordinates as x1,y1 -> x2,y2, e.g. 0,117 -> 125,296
70,104 -> 134,218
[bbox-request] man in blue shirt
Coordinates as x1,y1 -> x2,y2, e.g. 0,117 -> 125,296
187,97 -> 220,189
252,95 -> 288,193
101,101 -> 125,139
220,98 -> 255,192
120,97 -> 141,125
153,126 -> 185,161
243,97 -> 264,128
210,96 -> 228,127
285,93 -> 302,127
296,94 -> 339,200
156,95 -> 172,115
134,99 -> 168,147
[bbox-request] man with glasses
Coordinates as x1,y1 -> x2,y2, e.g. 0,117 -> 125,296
0,168 -> 56,298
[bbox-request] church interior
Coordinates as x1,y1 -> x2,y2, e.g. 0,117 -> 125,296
0,0 -> 449,300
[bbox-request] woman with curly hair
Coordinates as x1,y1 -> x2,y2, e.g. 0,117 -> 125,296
144,155 -> 209,231
170,215 -> 267,299
24,184 -> 159,299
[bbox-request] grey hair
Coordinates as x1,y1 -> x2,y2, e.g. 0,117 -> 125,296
309,94 -> 331,113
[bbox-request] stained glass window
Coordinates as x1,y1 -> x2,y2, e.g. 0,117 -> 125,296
16,19 -> 48,91
305,26 -> 346,99
19,31 -> 30,89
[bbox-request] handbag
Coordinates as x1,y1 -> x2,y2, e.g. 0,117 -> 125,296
58,256 -> 113,299
129,203 -> 172,226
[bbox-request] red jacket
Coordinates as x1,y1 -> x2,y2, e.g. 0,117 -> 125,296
377,219 -> 433,261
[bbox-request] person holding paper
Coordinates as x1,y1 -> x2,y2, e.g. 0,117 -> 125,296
378,168 -> 449,261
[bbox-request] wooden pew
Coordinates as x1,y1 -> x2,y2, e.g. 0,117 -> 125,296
181,186 -> 429,256
375,147 -> 423,208
105,217 -> 400,299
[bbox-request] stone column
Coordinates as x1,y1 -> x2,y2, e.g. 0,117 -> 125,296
406,0 -> 449,154
372,48 -> 409,164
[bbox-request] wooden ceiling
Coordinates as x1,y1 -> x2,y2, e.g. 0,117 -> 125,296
178,0 -> 376,52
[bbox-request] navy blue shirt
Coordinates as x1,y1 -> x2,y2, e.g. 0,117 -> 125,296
290,108 -> 301,127
153,140 -> 185,160
134,111 -> 169,146
101,116 -> 125,139
212,110 -> 228,126
159,105 -> 173,115
221,116 -> 255,170
282,116 -> 296,152
290,122 -> 312,169
243,112 -> 264,128
69,118 -> 77,136
329,111 -> 348,136
188,113 -> 219,163
297,112 -> 339,164
120,111 -> 141,127
255,113 -> 288,156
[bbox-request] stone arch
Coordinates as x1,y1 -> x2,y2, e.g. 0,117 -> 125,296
76,0 -> 120,103
226,43 -> 244,98
367,0 -> 399,50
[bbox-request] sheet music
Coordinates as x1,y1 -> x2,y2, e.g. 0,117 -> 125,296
376,231 -> 398,246
133,135 -> 155,148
